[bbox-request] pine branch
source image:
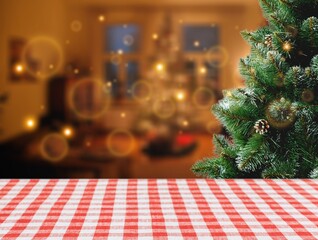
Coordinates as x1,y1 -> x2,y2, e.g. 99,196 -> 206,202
240,59 -> 267,89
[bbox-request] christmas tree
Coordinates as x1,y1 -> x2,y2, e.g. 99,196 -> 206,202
192,0 -> 318,178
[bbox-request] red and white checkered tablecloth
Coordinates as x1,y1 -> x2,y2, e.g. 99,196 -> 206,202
0,179 -> 317,239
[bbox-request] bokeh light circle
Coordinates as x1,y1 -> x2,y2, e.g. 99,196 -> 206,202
110,55 -> 121,65
152,98 -> 176,119
206,45 -> 229,68
40,133 -> 69,162
69,79 -> 111,119
21,36 -> 63,80
123,35 -> 134,46
192,87 -> 216,109
70,20 -> 82,32
131,80 -> 152,102
106,129 -> 135,157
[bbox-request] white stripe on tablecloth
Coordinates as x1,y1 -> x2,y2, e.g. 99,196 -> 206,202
47,179 -> 87,238
156,179 -> 183,239
107,179 -> 127,238
77,179 -> 108,240
137,179 -> 153,237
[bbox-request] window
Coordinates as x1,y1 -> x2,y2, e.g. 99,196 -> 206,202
182,25 -> 219,52
103,24 -> 141,101
182,24 -> 220,94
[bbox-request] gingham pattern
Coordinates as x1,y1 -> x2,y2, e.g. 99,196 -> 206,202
0,179 -> 317,239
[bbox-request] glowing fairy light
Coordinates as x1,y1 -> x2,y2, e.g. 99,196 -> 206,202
176,91 -> 185,101
24,117 -> 37,131
117,49 -> 123,55
155,63 -> 164,72
98,15 -> 105,22
62,126 -> 73,138
14,63 -> 24,74
194,41 -> 200,47
283,42 -> 292,52
121,112 -> 126,118
152,33 -> 158,40
183,120 -> 189,127
74,68 -> 79,74
199,67 -> 207,74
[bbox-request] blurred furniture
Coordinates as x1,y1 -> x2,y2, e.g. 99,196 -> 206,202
0,179 -> 317,238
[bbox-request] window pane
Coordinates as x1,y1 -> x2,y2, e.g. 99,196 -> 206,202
126,61 -> 139,97
182,25 -> 219,52
105,62 -> 120,98
204,61 -> 219,80
105,24 -> 140,53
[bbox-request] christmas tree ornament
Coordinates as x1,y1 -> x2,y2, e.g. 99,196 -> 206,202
254,119 -> 270,134
265,98 -> 296,129
264,35 -> 273,47
301,89 -> 315,102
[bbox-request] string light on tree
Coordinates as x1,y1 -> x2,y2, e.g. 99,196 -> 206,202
282,41 -> 292,52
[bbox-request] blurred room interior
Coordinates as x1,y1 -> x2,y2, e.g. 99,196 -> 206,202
0,0 -> 264,178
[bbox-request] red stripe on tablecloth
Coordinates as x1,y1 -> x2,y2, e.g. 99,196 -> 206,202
148,179 -> 168,238
268,179 -> 318,228
167,179 -> 198,239
227,179 -> 287,239
210,179 -> 256,237
0,179 -> 19,199
248,180 -> 315,238
93,179 -> 118,238
3,179 -> 57,239
285,180 -> 318,206
123,179 -> 138,239
303,179 -> 318,190
33,179 -> 78,239
0,179 -> 39,224
188,180 -> 227,237
63,179 -> 98,238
